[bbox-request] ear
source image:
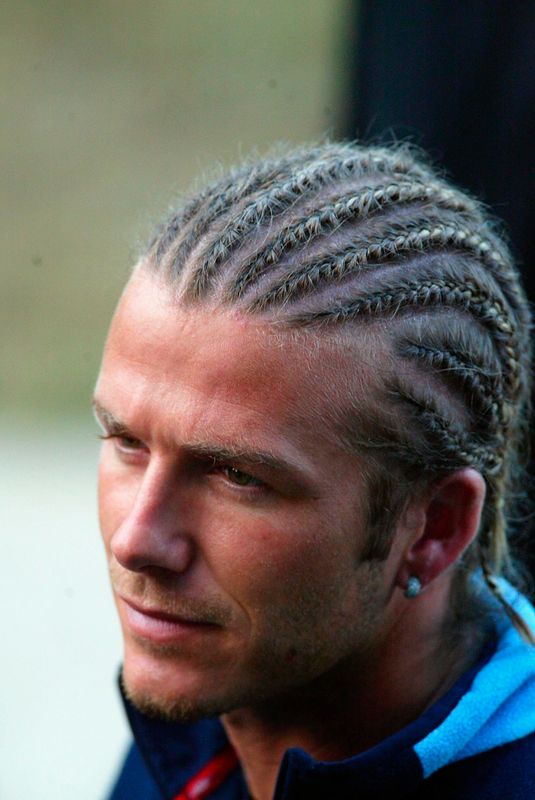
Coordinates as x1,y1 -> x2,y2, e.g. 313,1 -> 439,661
396,468 -> 486,592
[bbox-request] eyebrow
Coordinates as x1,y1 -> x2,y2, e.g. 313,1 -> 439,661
92,400 -> 126,433
92,398 -> 315,489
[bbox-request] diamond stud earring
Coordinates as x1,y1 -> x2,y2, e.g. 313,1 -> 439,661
404,576 -> 422,599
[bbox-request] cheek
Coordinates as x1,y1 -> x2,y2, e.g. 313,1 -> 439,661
210,508 -> 358,615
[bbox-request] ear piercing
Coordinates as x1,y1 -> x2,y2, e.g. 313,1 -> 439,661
404,576 -> 422,599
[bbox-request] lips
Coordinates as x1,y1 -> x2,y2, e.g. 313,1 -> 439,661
119,596 -> 221,644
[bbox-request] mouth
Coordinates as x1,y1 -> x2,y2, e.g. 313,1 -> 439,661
118,596 -> 222,645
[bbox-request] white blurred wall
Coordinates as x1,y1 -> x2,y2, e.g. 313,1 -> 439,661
1,417 -> 129,799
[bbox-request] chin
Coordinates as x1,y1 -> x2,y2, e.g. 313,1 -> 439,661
120,646 -> 239,723
121,676 -> 213,723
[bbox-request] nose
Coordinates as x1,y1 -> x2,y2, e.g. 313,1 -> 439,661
110,459 -> 195,575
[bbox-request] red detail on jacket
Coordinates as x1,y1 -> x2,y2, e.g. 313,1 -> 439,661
173,746 -> 239,800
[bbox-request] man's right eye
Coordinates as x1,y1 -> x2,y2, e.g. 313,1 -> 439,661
99,432 -> 147,453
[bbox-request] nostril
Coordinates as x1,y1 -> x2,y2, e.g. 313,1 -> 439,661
111,516 -> 195,575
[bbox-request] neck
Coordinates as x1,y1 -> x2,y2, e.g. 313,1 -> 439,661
221,589 -> 486,800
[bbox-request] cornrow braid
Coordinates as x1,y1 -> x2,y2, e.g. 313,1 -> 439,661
186,147 -> 435,298
391,383 -> 502,474
156,147 -> 339,275
246,222 -> 490,311
249,220 -> 525,329
143,140 -> 533,641
286,278 -> 510,336
398,343 -> 504,429
228,180 -> 482,301
287,279 -> 522,400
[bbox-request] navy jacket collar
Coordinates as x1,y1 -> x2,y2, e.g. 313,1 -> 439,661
119,646 -> 490,800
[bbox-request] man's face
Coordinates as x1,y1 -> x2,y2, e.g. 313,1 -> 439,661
95,270 -> 402,721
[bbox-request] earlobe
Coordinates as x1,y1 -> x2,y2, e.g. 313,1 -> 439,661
397,468 -> 486,594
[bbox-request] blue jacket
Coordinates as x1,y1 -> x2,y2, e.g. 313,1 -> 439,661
108,584 -> 535,799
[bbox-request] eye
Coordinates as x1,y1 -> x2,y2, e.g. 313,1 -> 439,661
99,432 -> 147,453
116,434 -> 144,451
222,466 -> 264,488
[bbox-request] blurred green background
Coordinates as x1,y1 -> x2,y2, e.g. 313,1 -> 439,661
3,0 -> 352,419
2,5 -> 353,797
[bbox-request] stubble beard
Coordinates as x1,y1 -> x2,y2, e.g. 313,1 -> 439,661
121,671 -> 222,723
120,646 -> 281,724
120,559 -> 388,725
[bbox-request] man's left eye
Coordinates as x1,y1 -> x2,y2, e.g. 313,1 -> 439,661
223,467 -> 264,488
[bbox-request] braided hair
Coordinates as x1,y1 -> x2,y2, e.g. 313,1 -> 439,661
142,141 -> 533,640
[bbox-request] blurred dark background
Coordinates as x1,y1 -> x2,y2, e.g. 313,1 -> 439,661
346,0 -> 534,300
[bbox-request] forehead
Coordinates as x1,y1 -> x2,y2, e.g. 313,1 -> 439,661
97,270 -> 378,452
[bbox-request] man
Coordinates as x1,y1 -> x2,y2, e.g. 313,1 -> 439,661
95,142 -> 535,799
